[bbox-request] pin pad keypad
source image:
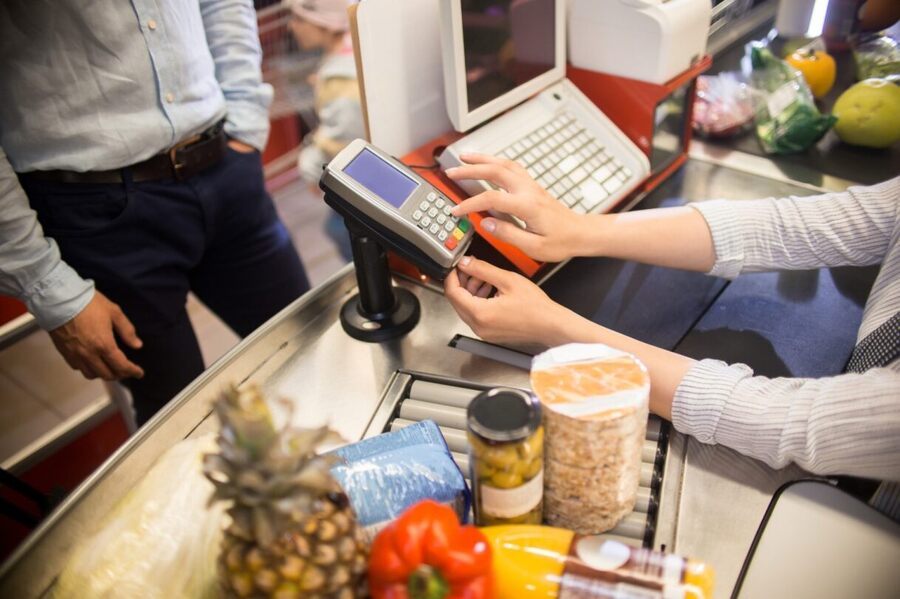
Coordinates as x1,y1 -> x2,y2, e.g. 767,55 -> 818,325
411,191 -> 471,251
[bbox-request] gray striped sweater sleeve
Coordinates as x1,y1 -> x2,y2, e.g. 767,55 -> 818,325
673,361 -> 900,480
689,176 -> 899,278
672,176 -> 900,480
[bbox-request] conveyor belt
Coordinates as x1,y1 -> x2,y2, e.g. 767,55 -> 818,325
366,371 -> 668,547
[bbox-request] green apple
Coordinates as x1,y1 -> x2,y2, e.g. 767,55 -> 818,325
833,79 -> 900,149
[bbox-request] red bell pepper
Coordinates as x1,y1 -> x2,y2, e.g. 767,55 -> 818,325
368,500 -> 492,599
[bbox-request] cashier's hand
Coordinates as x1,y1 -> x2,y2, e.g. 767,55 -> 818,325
446,153 -> 592,263
49,291 -> 145,381
445,256 -> 575,347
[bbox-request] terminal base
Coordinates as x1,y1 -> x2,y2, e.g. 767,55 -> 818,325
340,287 -> 420,342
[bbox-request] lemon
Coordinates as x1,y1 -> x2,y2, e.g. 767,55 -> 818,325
833,79 -> 900,149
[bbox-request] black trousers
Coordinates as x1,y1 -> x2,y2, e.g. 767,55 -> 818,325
22,148 -> 310,424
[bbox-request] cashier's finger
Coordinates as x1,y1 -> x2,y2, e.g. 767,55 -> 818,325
451,190 -> 529,220
474,280 -> 495,298
444,267 -> 473,305
478,217 -> 543,255
455,255 -> 518,292
464,271 -> 485,295
458,153 -> 529,177
444,163 -> 522,193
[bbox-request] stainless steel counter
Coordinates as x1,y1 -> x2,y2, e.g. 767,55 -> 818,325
0,144 -> 866,598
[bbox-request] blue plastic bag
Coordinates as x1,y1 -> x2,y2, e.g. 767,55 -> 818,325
330,420 -> 470,540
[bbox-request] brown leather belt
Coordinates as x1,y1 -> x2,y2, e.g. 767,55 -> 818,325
18,120 -> 228,184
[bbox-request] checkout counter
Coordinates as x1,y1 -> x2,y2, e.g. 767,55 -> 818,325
0,3 -> 896,597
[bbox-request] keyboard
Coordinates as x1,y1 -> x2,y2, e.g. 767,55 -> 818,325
495,111 -> 634,214
438,80 -> 649,221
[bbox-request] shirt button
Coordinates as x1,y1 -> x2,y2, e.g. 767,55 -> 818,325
165,92 -> 174,103
147,19 -> 157,30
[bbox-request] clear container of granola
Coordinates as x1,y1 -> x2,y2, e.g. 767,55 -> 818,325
530,343 -> 650,534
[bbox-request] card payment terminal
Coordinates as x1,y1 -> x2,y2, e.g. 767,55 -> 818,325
321,138 -> 474,281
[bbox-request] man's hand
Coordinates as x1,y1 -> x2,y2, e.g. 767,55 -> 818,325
446,153 -> 596,263
227,139 -> 257,153
444,256 -> 579,347
49,291 -> 144,381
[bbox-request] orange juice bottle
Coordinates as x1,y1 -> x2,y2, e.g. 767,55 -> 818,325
482,525 -> 715,599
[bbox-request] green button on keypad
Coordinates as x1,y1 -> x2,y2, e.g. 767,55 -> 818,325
457,219 -> 471,233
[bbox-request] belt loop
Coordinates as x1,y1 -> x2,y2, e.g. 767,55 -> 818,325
121,167 -> 135,190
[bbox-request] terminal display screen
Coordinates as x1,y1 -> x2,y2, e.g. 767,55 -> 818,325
344,148 -> 418,209
461,0 -> 555,112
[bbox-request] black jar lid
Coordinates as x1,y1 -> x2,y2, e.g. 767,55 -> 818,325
466,387 -> 542,443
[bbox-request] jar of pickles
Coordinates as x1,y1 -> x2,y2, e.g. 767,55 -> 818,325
466,388 -> 543,526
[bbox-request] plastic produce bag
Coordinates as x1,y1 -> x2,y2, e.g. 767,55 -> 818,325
53,436 -> 225,599
746,41 -> 837,154
693,72 -> 758,138
853,34 -> 900,80
329,419 -> 470,541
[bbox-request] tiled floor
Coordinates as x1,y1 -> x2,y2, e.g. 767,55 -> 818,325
0,178 -> 347,464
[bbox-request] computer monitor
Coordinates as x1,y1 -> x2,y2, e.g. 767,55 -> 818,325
440,0 -> 566,132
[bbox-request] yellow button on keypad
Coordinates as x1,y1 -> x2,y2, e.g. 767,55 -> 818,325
452,228 -> 465,241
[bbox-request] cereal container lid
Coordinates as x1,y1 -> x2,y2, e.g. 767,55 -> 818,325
530,343 -> 650,420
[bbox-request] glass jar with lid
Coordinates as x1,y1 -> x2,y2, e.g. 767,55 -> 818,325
466,387 -> 543,526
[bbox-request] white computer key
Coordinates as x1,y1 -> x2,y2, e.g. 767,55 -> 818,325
592,164 -> 612,182
408,380 -> 480,408
558,155 -> 580,174
569,167 -> 588,183
579,180 -> 608,211
603,176 -> 623,194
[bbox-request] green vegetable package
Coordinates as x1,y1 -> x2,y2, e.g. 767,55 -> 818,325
747,42 -> 837,154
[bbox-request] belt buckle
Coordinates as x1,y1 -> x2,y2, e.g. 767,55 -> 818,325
167,121 -> 224,180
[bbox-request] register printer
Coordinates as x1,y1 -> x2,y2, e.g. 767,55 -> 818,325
437,0 -> 651,218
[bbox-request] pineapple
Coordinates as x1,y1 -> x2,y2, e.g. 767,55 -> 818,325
204,384 -> 367,598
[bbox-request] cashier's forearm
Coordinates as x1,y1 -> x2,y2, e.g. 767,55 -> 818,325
580,207 -> 716,272
545,310 -> 696,421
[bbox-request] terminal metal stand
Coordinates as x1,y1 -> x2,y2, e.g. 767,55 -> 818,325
338,217 -> 420,342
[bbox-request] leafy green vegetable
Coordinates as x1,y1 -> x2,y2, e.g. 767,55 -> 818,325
746,42 -> 836,154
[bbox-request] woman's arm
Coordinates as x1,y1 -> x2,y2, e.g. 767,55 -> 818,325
446,154 -> 717,271
444,256 -> 696,420
674,360 -> 900,480
445,256 -> 900,481
448,156 -> 899,275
